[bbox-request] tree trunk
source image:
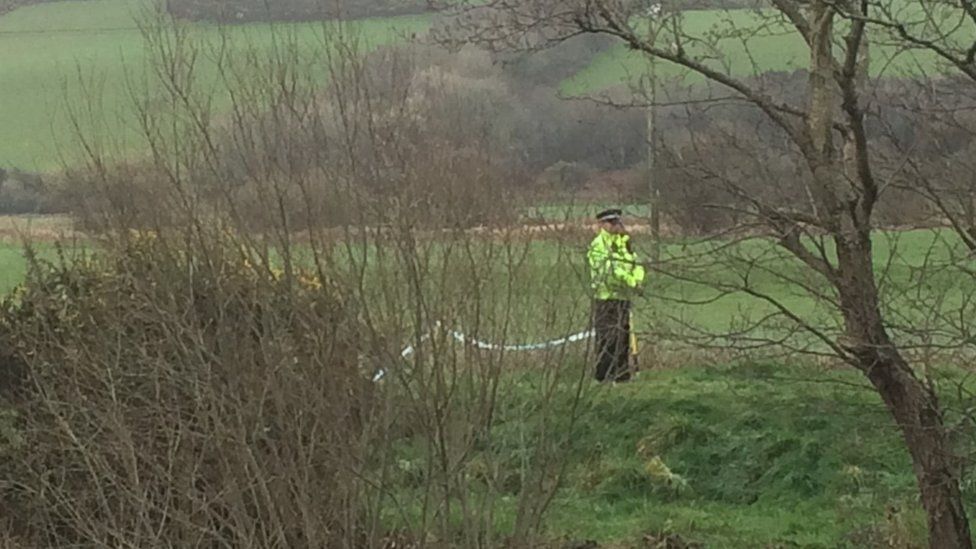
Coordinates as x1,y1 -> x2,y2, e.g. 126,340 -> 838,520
862,349 -> 972,548
805,2 -> 972,542
836,234 -> 972,548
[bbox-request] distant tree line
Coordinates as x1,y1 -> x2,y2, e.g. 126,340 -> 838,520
0,0 -> 20,15
371,42 -> 951,234
0,168 -> 57,215
0,0 -> 82,13
0,0 -> 49,15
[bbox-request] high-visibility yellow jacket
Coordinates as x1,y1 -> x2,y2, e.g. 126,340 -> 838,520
588,229 -> 646,301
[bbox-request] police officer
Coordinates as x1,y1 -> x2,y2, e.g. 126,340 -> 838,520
588,209 -> 646,382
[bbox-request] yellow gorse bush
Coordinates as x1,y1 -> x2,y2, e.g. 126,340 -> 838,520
124,229 -> 328,293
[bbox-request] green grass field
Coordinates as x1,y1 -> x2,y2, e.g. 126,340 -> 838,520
407,226 -> 975,354
431,362 -> 938,546
0,0 -> 430,171
560,6 -> 962,95
0,243 -> 28,294
2,227 -> 973,336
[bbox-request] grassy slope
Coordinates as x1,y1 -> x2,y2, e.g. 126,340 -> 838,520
387,362 -> 956,546
0,0 -> 430,171
560,6 -> 959,95
541,363 -> 930,546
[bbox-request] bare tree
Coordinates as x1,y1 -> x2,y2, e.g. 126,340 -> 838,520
843,0 -> 976,252
433,0 -> 976,546
0,13 -> 597,548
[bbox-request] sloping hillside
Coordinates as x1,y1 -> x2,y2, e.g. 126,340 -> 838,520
0,0 -> 429,171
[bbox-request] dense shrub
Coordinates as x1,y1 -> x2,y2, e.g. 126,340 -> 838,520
0,234 -> 381,547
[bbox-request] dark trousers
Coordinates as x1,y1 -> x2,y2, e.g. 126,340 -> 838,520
593,299 -> 631,382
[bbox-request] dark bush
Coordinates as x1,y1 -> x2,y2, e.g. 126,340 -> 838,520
0,234 -> 380,547
0,169 -> 56,215
535,161 -> 594,192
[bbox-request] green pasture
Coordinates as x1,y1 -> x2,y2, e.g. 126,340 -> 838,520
0,243 -> 28,294
0,0 -> 430,171
560,5 -> 965,95
417,226 -> 974,341
2,227 -> 974,342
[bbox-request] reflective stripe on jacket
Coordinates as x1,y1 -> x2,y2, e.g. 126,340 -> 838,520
587,229 -> 646,301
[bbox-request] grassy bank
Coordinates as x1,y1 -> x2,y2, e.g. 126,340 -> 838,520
384,362 -> 954,546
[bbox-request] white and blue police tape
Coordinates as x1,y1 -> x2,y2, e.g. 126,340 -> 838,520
374,325 -> 595,382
